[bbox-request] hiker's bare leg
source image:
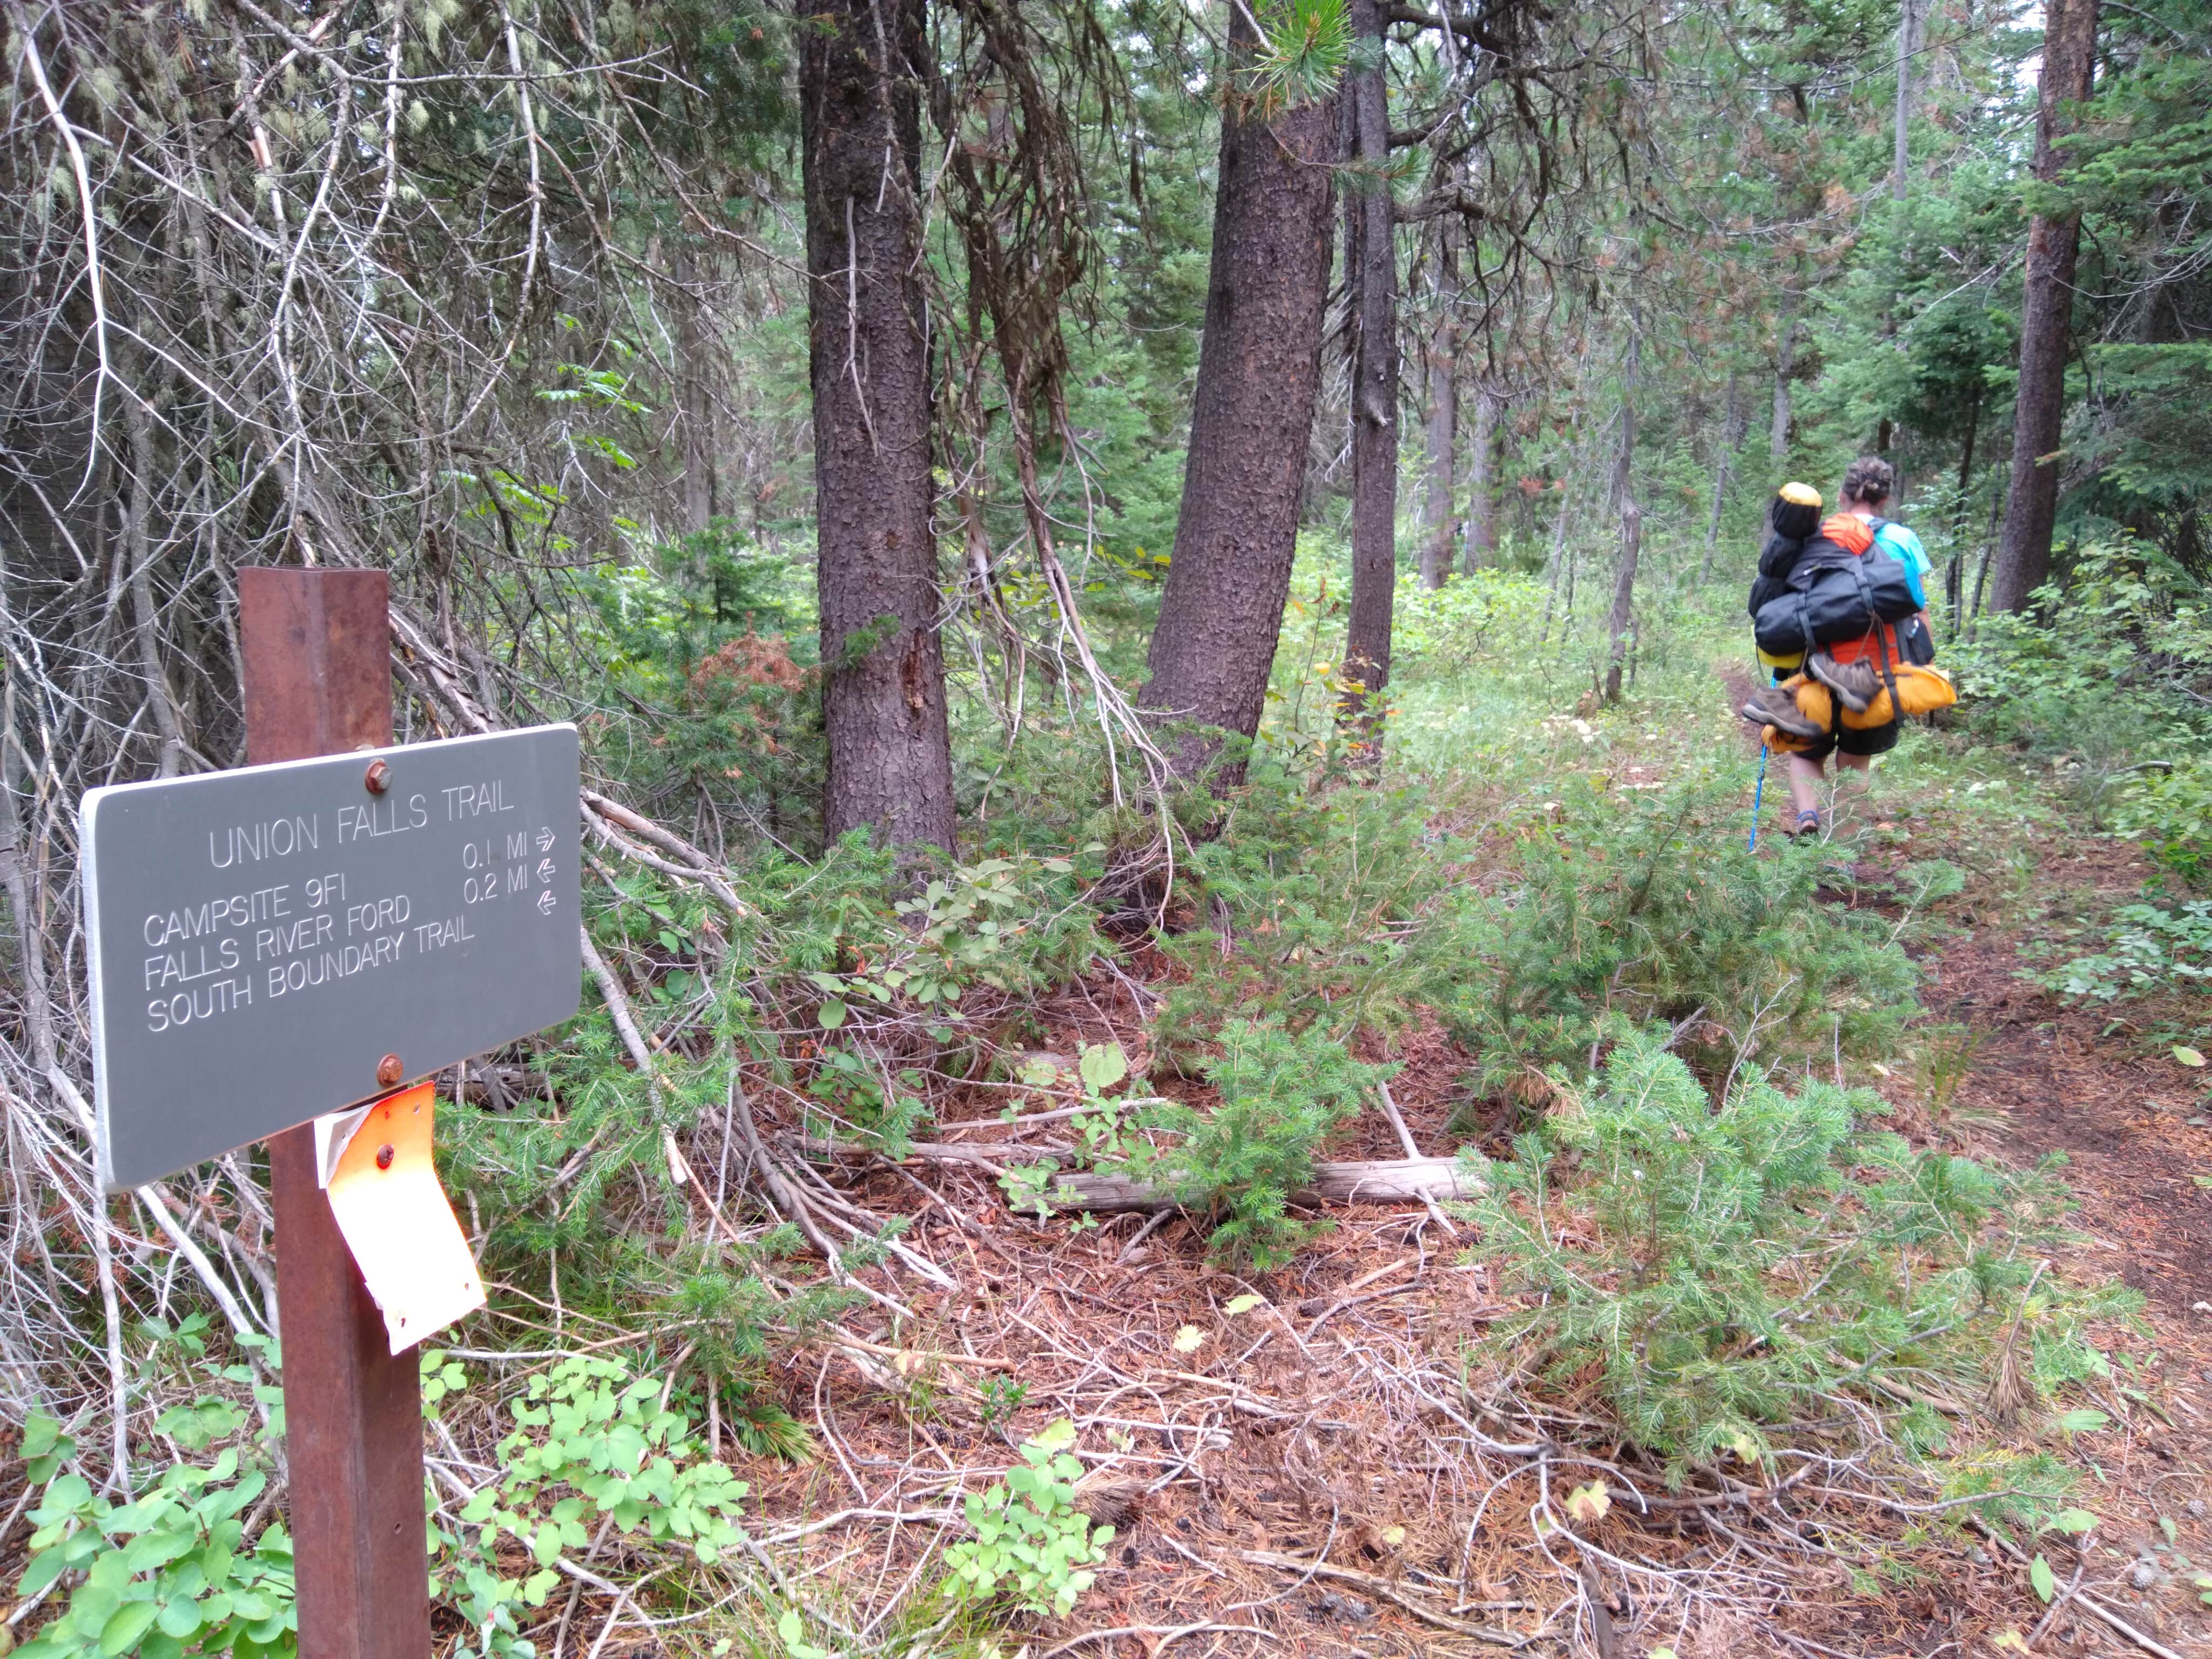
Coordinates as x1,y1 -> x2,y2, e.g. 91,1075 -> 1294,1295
1825,751 -> 1872,825
1786,752 -> 1824,819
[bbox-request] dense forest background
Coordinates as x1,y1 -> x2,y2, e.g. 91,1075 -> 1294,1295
3,0 -> 2211,1654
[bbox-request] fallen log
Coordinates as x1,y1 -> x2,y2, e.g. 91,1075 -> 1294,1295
1033,1156 -> 1485,1213
792,1136 -> 1485,1212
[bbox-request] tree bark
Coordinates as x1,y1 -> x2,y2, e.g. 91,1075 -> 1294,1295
1603,285 -> 1642,705
1340,0 -> 1399,751
1419,343 -> 1456,589
675,247 -> 719,536
1947,383 -> 1982,616
800,0 -> 956,849
1142,10 -> 1340,783
1770,290 -> 1798,462
1991,0 -> 2100,615
1893,0 -> 1924,202
1701,371 -> 1746,582
1418,240 -> 1458,591
1463,381 -> 1498,574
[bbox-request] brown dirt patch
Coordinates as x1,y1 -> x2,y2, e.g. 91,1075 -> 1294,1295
1890,833 -> 2212,1315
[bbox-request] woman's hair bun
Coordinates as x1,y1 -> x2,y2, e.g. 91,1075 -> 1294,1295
1842,455 -> 1897,505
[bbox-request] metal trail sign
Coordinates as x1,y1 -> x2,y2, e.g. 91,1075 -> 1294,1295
84,724 -> 581,1189
77,568 -> 589,1659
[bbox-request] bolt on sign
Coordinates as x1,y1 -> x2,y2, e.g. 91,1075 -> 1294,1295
84,724 -> 581,1192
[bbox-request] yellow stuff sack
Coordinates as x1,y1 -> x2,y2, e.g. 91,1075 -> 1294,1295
1789,663 -> 1957,730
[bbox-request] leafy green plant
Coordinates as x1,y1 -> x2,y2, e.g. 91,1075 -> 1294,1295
11,1411 -> 295,1659
2027,900 -> 2212,1003
999,1042 -> 1150,1219
1393,570 -> 1552,679
2115,757 -> 2212,885
435,1354 -> 750,1659
1130,1018 -> 1384,1269
1459,1027 -> 2121,1487
940,1420 -> 1112,1619
977,1377 -> 1030,1435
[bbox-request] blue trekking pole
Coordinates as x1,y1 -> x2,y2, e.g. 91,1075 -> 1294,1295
1748,743 -> 1769,851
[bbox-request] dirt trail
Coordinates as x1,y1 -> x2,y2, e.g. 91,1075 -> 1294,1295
1714,657 -> 2212,1652
1920,837 -> 2212,1316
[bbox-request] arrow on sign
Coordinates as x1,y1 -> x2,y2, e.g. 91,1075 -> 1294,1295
537,889 -> 557,915
536,827 -> 555,853
537,858 -> 555,884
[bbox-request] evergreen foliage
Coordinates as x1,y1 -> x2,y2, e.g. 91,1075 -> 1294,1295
1447,780 -> 1921,1097
1461,1028 -> 2132,1491
1135,1018 -> 1387,1268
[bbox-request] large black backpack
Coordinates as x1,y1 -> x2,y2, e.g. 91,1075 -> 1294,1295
1751,522 -> 1921,659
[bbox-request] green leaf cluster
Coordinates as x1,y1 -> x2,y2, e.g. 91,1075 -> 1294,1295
433,1355 -> 749,1659
940,1421 -> 1113,1619
12,1413 -> 294,1659
2027,899 -> 2212,1004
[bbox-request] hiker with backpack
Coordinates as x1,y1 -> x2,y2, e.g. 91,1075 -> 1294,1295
1737,456 -> 1945,836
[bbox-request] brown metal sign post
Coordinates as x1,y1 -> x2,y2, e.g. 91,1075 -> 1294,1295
237,568 -> 433,1659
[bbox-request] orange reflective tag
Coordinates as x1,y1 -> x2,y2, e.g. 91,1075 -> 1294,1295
325,1082 -> 487,1355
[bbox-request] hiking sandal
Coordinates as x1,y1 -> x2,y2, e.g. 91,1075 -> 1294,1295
1786,808 -> 1822,837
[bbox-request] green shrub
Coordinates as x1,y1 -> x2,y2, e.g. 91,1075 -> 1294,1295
1950,541 -> 2212,828
1132,1017 -> 1386,1269
2115,757 -> 2212,885
1445,780 -> 1922,1100
433,1353 -> 749,1659
1393,570 -> 1553,679
8,1348 -> 757,1659
1460,1027 -> 2123,1487
11,1412 -> 295,1659
941,1420 -> 1113,1619
2026,899 -> 2212,1003
1150,769 -> 1472,1056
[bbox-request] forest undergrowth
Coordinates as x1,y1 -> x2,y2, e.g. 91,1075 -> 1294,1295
5,0 -> 2210,1654
12,548 -> 2212,1659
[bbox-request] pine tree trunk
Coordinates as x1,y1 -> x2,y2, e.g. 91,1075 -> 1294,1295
1700,372 -> 1745,581
1142,11 -> 1339,782
1947,385 -> 1982,616
1340,0 -> 1399,752
1603,296 -> 1642,704
1463,382 -> 1498,574
1418,236 -> 1458,592
800,0 -> 955,848
675,246 -> 719,537
1893,0 -> 1923,201
1419,340 -> 1456,590
1770,293 -> 1798,462
1992,0 -> 2100,615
